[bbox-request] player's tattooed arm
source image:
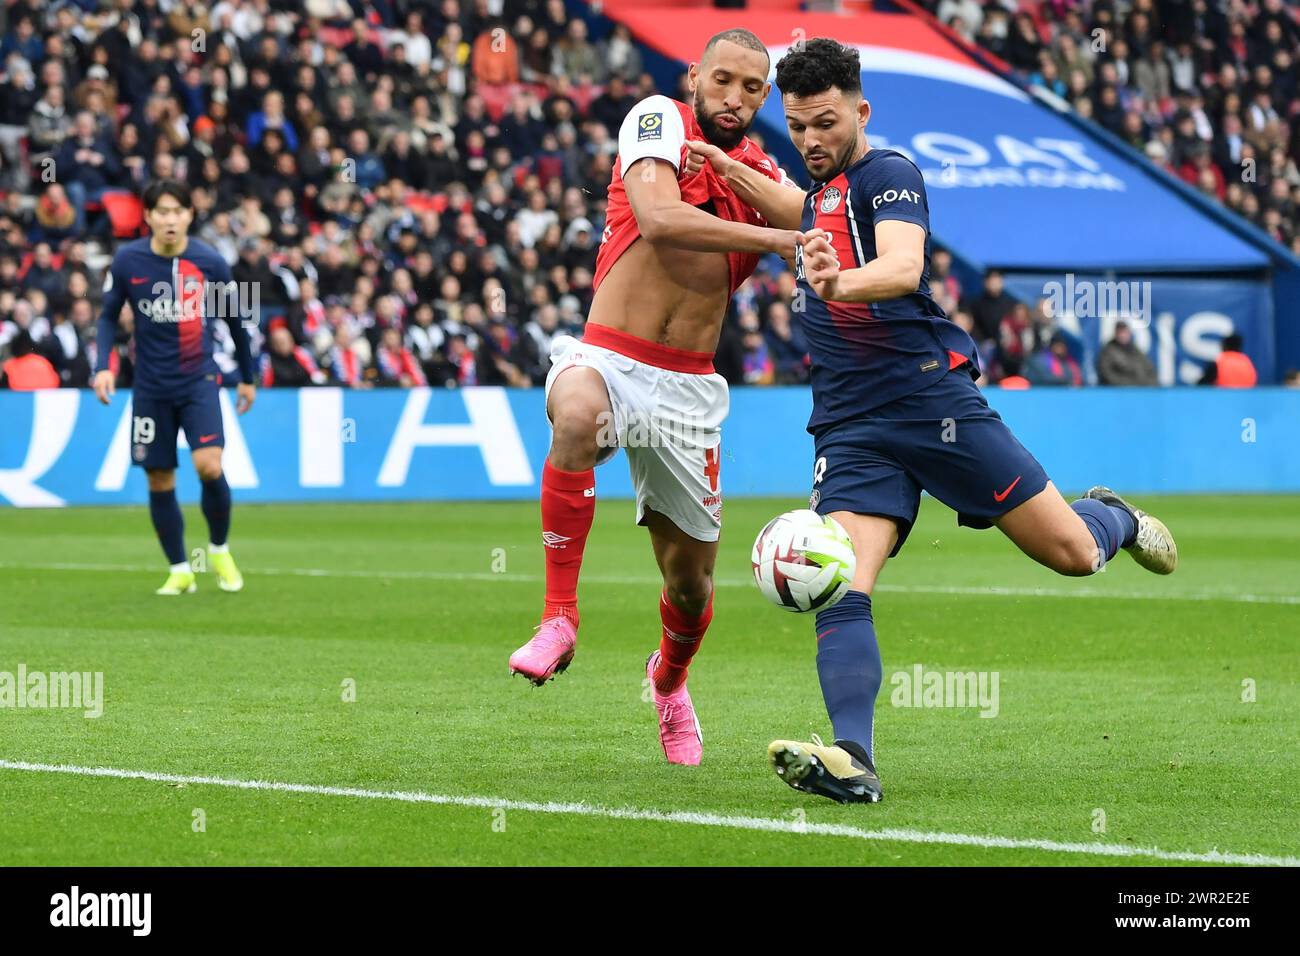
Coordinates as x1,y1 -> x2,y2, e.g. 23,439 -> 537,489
623,157 -> 804,257
683,141 -> 806,230
802,220 -> 925,303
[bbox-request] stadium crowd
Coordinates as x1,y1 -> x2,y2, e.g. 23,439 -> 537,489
930,0 -> 1300,254
0,0 -> 1291,392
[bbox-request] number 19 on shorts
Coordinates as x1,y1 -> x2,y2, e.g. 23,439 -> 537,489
133,416 -> 156,445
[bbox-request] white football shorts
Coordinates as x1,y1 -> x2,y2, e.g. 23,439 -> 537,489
544,327 -> 728,542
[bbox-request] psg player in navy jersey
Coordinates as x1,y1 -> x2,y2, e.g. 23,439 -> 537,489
93,180 -> 257,596
688,39 -> 1178,803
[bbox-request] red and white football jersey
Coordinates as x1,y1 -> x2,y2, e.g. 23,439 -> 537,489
595,95 -> 794,295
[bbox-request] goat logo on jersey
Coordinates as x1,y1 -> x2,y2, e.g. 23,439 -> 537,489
872,188 -> 921,210
820,186 -> 842,213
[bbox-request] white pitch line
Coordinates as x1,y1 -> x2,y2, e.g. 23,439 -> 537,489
1,759 -> 1293,866
1,560 -> 1298,606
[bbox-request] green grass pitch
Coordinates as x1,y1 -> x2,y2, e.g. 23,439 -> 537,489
0,495 -> 1297,866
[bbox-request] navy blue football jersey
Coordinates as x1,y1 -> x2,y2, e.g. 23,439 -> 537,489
794,148 -> 977,433
95,237 -> 255,397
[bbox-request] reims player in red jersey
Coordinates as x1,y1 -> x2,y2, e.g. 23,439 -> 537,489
508,29 -> 804,766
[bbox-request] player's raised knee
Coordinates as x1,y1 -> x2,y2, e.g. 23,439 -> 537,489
664,574 -> 713,617
1056,533 -> 1102,577
548,386 -> 611,470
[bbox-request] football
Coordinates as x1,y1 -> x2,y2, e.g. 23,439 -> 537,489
751,509 -> 857,612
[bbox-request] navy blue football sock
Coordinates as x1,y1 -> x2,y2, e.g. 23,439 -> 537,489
1071,498 -> 1136,566
201,473 -> 232,547
149,489 -> 186,566
813,589 -> 882,765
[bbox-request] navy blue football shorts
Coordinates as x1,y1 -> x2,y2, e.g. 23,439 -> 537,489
130,378 -> 225,470
809,367 -> 1049,556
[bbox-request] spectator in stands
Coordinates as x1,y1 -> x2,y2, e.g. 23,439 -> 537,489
0,58 -> 36,187
53,297 -> 95,388
589,74 -> 637,138
55,111 -> 123,235
31,184 -> 78,247
374,325 -> 427,387
1180,142 -> 1227,201
0,330 -> 59,390
246,90 -> 299,153
262,320 -> 325,387
739,310 -> 774,385
930,247 -> 961,308
445,331 -> 478,386
21,242 -> 65,305
599,24 -> 643,81
964,269 -> 1017,345
1097,321 -> 1158,386
324,320 -> 370,388
553,18 -> 602,81
1199,332 -> 1258,387
471,19 -> 519,87
0,16 -> 43,68
1025,332 -> 1083,387
765,301 -> 809,384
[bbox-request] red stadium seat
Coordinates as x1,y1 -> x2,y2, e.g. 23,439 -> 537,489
17,251 -> 65,279
405,192 -> 447,214
100,191 -> 145,238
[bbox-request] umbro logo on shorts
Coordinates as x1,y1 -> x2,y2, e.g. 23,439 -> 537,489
583,487 -> 595,497
542,531 -> 572,548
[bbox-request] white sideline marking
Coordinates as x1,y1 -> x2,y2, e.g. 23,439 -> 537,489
1,759 -> 1294,866
2,560 -> 1298,606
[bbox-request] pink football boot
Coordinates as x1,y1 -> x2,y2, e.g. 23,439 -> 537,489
509,617 -> 577,686
647,651 -> 703,765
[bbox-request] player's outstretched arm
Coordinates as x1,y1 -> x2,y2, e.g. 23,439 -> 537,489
624,157 -> 803,258
802,220 -> 925,304
93,262 -> 128,404
684,140 -> 805,231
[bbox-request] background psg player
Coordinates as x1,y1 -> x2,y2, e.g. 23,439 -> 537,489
93,179 -> 257,596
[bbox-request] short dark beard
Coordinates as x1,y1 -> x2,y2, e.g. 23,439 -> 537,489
807,136 -> 864,183
694,98 -> 746,150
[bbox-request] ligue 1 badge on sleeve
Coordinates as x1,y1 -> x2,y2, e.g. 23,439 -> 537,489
637,112 -> 663,142
132,444 -> 147,462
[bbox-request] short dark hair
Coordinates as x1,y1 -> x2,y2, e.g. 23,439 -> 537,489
10,329 -> 35,357
142,178 -> 193,211
702,28 -> 769,66
775,38 -> 861,97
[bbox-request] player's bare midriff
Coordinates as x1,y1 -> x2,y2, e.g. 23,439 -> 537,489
586,235 -> 731,354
